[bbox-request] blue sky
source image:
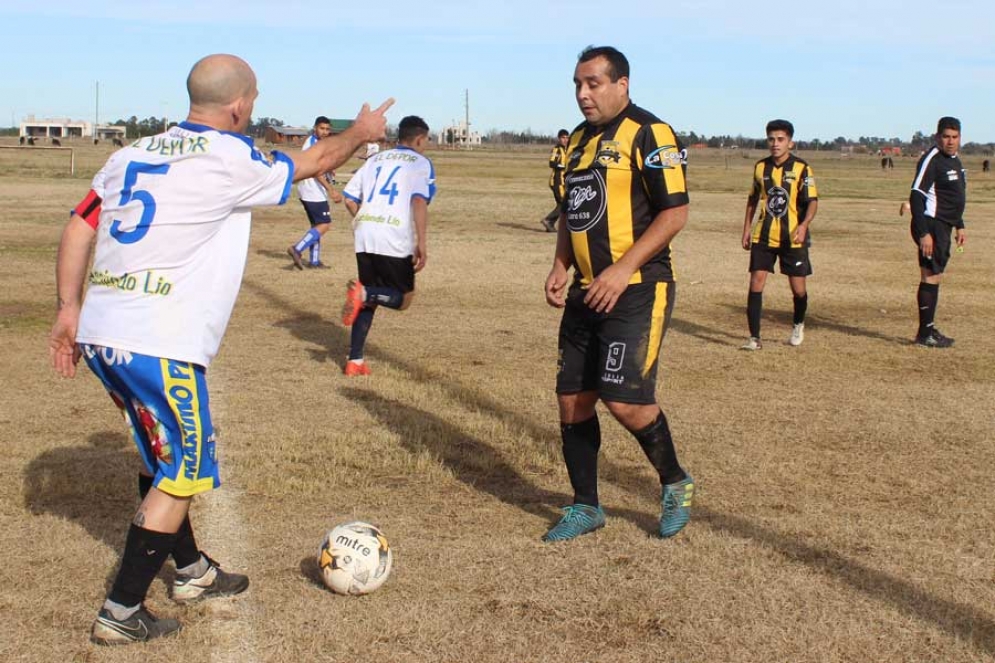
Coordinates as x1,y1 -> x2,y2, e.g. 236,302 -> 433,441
2,0 -> 993,142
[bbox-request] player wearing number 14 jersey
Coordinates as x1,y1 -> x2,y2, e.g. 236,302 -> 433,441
340,115 -> 436,376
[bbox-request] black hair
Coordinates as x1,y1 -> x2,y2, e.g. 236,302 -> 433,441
577,45 -> 629,82
398,115 -> 430,143
937,116 -> 961,134
557,129 -> 569,138
766,119 -> 795,138
314,115 -> 331,126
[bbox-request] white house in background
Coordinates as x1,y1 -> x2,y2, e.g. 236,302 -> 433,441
19,116 -> 126,141
438,120 -> 482,147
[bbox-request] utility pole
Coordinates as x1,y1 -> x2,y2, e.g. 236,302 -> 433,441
464,89 -> 470,147
94,81 -> 99,139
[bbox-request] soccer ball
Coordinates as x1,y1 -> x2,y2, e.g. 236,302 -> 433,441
317,521 -> 393,595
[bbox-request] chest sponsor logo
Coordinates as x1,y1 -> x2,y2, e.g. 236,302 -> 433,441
645,145 -> 687,169
766,186 -> 789,218
565,170 -> 607,232
946,170 -> 959,181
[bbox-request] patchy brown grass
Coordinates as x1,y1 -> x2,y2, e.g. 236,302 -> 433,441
2,138 -> 995,662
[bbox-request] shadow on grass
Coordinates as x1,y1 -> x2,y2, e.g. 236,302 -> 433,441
23,431 -> 137,552
246,278 -> 995,654
494,222 -> 554,233
669,317 -> 743,346
719,303 -> 908,345
341,388 -> 658,535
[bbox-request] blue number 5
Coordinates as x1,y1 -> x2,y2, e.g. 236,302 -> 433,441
110,161 -> 171,244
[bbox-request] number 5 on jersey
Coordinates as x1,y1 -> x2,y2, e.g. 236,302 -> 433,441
110,161 -> 171,244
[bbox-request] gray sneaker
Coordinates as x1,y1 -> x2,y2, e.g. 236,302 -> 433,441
172,555 -> 249,604
91,606 -> 181,646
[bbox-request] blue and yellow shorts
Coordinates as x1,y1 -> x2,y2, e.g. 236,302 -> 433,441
82,345 -> 220,497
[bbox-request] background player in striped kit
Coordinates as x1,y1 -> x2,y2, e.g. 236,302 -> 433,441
541,129 -> 569,232
287,116 -> 344,269
740,119 -> 819,350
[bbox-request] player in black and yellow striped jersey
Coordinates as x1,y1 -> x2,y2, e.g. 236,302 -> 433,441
541,129 -> 569,231
740,119 -> 818,350
542,46 -> 693,543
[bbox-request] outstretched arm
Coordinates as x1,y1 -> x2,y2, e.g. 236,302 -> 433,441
289,99 -> 394,183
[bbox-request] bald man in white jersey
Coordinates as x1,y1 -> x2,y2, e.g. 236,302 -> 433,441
50,54 -> 393,645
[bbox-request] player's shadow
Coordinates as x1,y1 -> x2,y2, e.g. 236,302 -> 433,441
22,431 -> 139,552
494,222 -> 554,233
720,303 -> 907,345
340,388 -> 659,535
601,466 -> 995,656
668,317 -> 742,346
271,311 -> 351,364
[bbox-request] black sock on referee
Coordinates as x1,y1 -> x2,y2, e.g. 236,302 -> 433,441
747,291 -> 763,338
917,282 -> 939,337
631,411 -> 686,486
793,293 -> 808,325
138,474 -> 200,569
561,415 -> 601,507
107,524 -> 177,608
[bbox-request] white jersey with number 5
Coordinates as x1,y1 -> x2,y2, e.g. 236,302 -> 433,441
76,122 -> 294,367
343,146 -> 435,257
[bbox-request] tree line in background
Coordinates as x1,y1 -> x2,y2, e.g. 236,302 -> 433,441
2,119 -> 992,155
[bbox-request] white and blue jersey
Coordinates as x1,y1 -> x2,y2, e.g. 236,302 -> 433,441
297,134 -> 329,203
343,146 -> 435,258
76,122 -> 294,367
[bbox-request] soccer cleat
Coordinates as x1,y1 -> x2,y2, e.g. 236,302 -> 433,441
740,337 -> 762,351
542,504 -> 606,542
172,555 -> 249,604
915,328 -> 954,348
659,474 -> 694,539
789,323 -> 805,347
90,606 -> 182,646
287,246 -> 304,270
343,360 -> 371,377
341,279 -> 365,326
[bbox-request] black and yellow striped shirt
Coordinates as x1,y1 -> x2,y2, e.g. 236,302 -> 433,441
548,143 -> 567,196
748,155 -> 818,249
563,103 -> 689,286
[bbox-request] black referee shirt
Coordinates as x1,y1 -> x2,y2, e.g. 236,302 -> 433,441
910,146 -> 966,235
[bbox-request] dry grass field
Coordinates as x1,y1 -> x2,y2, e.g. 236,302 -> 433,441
1,137 -> 994,662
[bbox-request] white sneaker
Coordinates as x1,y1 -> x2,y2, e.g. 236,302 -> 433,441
741,337 -> 762,351
789,323 -> 805,347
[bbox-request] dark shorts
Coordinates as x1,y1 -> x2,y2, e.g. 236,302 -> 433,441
357,252 -> 415,293
749,244 -> 812,277
301,200 -> 331,227
556,281 -> 676,405
910,217 -> 952,274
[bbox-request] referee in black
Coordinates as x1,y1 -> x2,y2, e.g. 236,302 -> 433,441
909,116 -> 967,348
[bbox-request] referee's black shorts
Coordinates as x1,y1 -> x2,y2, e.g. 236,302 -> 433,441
556,281 -> 675,405
911,217 -> 953,274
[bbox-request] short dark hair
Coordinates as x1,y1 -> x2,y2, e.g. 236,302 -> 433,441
578,45 -> 629,82
398,115 -> 429,143
766,119 -> 795,138
937,116 -> 961,134
557,129 -> 569,138
314,115 -> 331,127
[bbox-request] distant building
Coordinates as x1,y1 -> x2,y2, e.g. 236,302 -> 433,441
438,120 -> 481,147
264,119 -> 354,146
18,116 -> 126,141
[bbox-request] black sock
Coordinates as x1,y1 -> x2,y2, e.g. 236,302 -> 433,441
108,525 -> 177,607
747,291 -> 763,338
632,411 -> 686,486
364,287 -> 404,309
793,293 -> 808,325
561,415 -> 601,507
138,474 -> 199,568
917,282 -> 939,337
348,307 -> 376,361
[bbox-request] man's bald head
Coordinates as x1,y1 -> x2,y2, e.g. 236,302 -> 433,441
186,54 -> 257,107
